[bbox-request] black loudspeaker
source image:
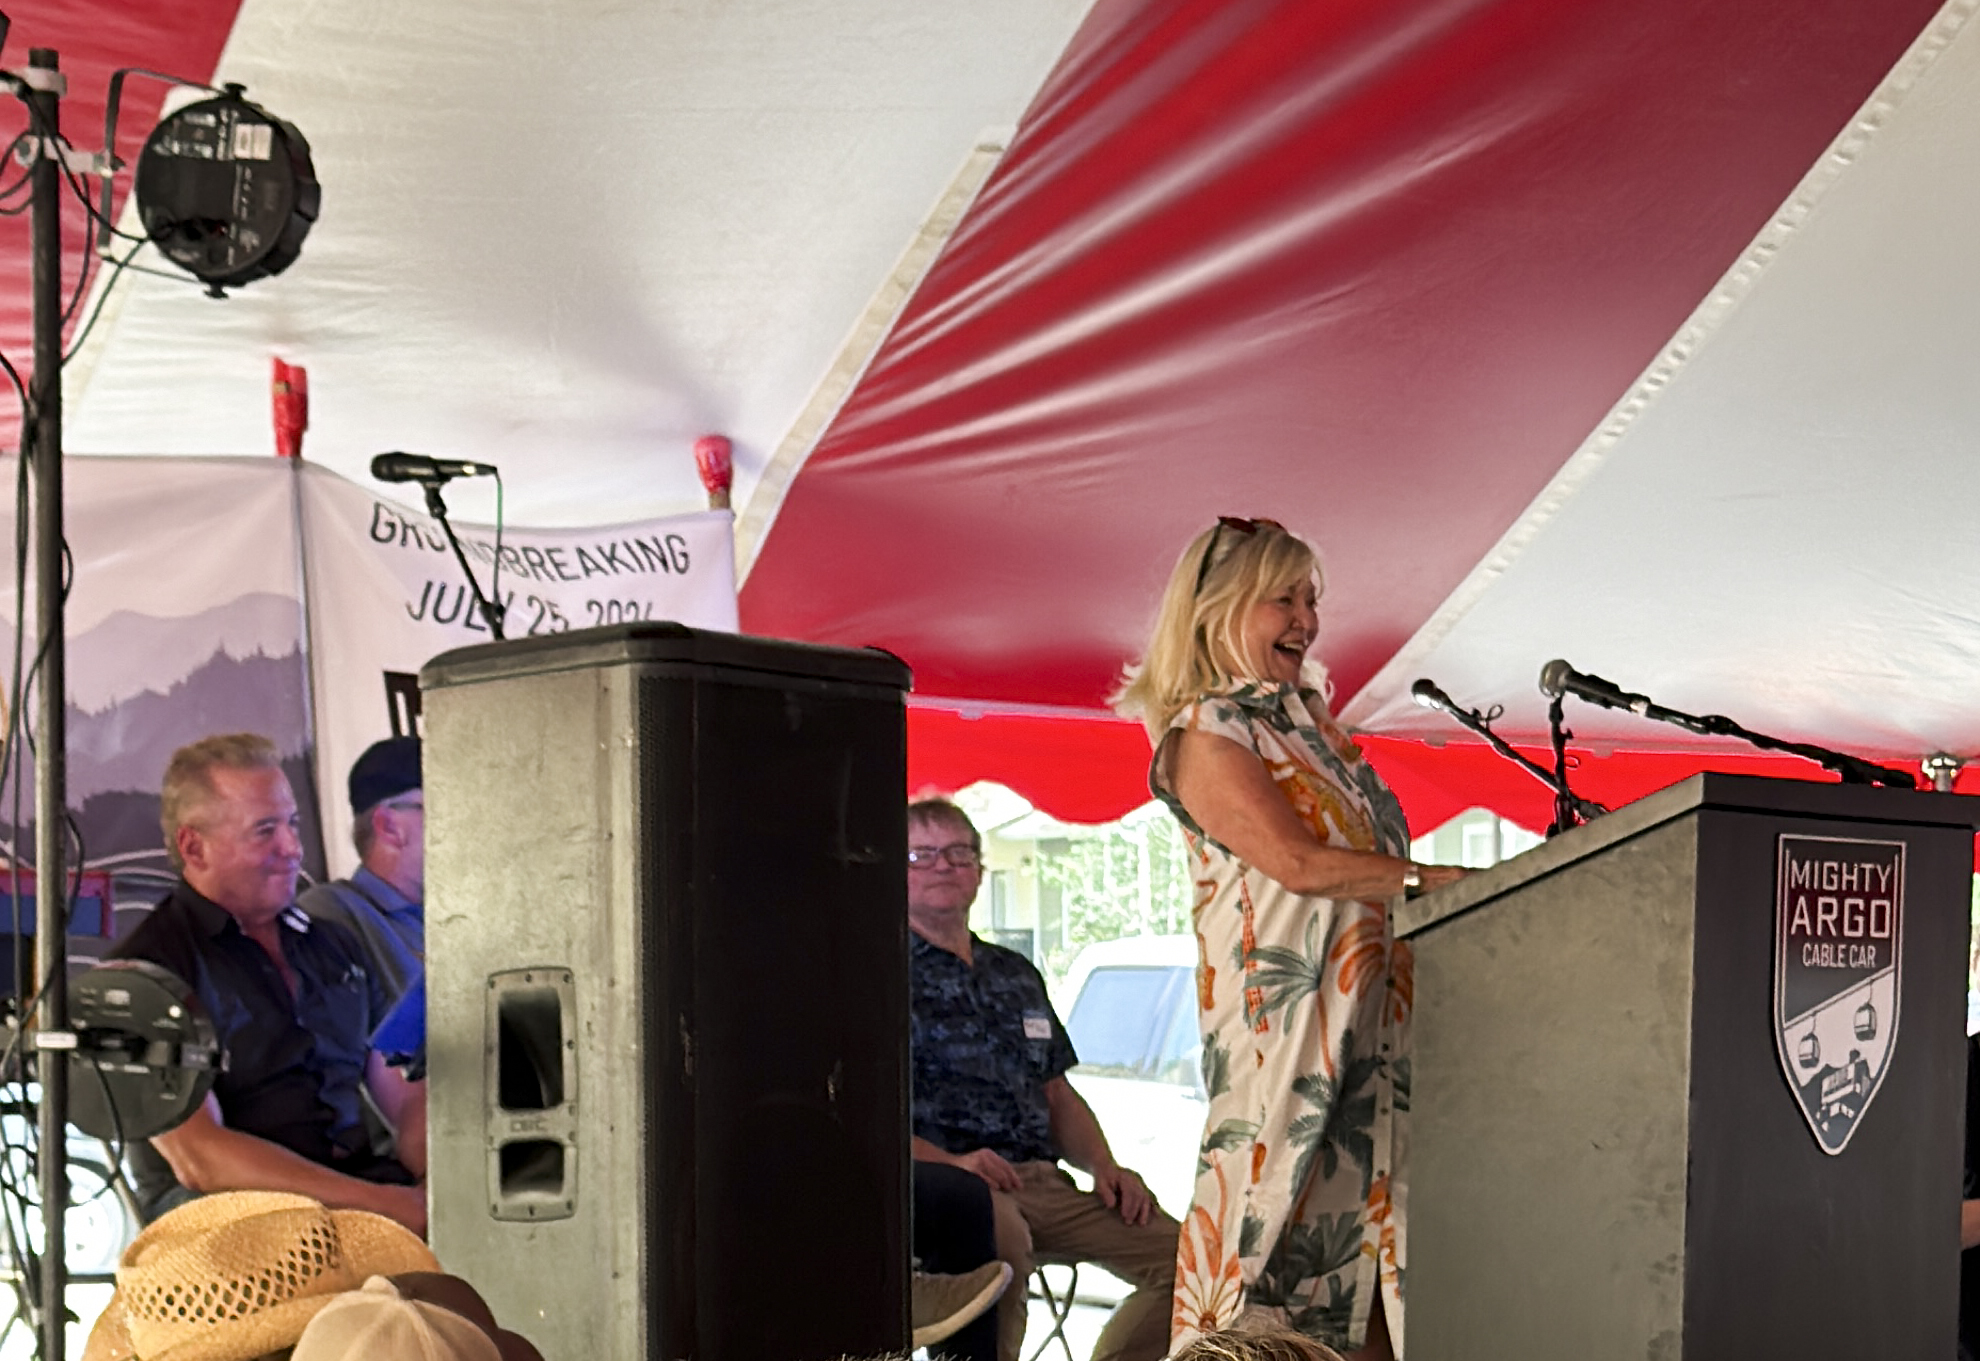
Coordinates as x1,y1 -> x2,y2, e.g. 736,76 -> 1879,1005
421,625 -> 911,1361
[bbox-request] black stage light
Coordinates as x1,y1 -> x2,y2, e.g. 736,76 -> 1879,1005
133,89 -> 320,296
65,959 -> 219,1142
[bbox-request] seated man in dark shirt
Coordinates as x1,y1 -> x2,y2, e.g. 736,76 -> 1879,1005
109,733 -> 426,1233
907,799 -> 1179,1361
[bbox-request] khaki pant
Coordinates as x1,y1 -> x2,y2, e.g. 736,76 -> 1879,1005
990,1162 -> 1179,1361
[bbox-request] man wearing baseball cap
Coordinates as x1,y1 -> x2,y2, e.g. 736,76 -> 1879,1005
299,736 -> 426,1009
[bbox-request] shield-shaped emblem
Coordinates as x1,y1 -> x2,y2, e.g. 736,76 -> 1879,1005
1773,834 -> 1904,1155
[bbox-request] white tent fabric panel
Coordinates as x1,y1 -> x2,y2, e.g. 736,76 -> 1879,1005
62,0 -> 1093,525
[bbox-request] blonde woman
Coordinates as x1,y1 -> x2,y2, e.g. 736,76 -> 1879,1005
1116,519 -> 1464,1361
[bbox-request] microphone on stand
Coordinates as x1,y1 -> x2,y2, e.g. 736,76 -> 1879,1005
1538,660 -> 1712,734
370,451 -> 499,485
1537,659 -> 1646,712
370,451 -> 508,640
1536,659 -> 1915,786
1410,678 -> 1460,715
1410,675 -> 1608,831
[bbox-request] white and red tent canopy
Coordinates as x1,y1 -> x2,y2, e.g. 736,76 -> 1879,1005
4,0 -> 1979,829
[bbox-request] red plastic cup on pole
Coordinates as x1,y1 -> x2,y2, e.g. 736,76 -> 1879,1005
272,358 -> 309,458
694,434 -> 733,510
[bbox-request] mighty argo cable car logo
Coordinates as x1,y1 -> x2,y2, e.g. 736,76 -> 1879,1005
1773,835 -> 1905,1155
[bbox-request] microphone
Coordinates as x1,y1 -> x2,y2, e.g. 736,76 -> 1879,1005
1537,659 -> 1646,712
370,451 -> 498,485
1538,659 -> 1717,735
1410,678 -> 1457,714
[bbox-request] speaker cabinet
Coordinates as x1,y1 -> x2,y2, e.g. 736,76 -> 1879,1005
421,625 -> 911,1360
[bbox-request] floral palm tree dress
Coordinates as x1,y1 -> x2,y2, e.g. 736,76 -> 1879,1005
1152,680 -> 1414,1357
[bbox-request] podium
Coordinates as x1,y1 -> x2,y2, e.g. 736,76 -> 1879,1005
1397,774 -> 1978,1360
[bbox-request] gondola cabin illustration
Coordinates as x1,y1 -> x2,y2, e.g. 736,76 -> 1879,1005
1818,1050 -> 1873,1128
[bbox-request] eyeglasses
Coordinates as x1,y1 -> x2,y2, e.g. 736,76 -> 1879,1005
1194,516 -> 1286,594
907,844 -> 983,870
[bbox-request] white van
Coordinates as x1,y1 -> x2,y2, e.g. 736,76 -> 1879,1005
1057,935 -> 1206,1220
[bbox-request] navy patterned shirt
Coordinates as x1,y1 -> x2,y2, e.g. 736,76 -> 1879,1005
910,932 -> 1078,1164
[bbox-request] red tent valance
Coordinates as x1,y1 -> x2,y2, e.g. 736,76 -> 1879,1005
909,706 -> 1977,843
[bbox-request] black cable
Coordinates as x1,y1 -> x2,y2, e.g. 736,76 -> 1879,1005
0,814 -> 90,1128
62,237 -> 141,364
0,516 -> 80,1086
490,472 -> 505,632
83,1056 -> 126,1240
0,143 -> 37,217
58,215 -> 93,330
0,761 -> 98,1345
0,135 -> 35,209
0,358 -> 36,1342
58,154 -> 142,245
0,79 -> 156,1340
0,349 -> 26,419
0,1086 -> 44,1335
3,449 -> 33,1081
3,103 -> 152,374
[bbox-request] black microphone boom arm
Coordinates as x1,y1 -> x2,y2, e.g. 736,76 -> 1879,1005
1535,660 -> 1916,789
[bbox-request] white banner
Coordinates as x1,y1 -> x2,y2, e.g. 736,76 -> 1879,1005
0,456 -> 318,888
0,455 -> 738,887
298,465 -> 738,872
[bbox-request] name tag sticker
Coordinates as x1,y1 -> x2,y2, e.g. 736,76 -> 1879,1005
1022,1013 -> 1052,1040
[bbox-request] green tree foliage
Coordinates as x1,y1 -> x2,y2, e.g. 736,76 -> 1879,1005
1032,809 -> 1194,977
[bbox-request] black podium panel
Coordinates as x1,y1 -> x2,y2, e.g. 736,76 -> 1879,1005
1686,807 -> 1969,1359
1399,774 -> 1978,1361
421,624 -> 911,1361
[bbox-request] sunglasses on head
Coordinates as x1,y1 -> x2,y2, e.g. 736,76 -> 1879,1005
1195,516 -> 1286,593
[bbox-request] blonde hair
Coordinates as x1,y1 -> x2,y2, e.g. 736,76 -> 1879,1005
1114,521 -> 1326,738
1171,1328 -> 1346,1361
160,733 -> 281,871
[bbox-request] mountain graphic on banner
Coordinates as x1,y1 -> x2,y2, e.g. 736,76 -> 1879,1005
0,594 -> 323,881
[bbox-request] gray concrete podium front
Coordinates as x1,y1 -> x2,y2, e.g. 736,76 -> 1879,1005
1398,774 -> 1977,1360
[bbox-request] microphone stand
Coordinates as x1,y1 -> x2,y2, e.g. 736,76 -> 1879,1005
1418,687 -> 1606,833
1544,692 -> 1599,836
1610,698 -> 1916,789
420,480 -> 506,640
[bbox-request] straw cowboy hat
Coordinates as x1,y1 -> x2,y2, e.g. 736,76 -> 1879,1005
82,1191 -> 438,1361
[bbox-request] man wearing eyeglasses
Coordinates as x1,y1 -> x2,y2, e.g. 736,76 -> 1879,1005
908,799 -> 1179,1361
299,736 -> 425,1009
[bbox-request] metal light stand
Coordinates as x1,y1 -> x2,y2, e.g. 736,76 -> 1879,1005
21,46 -> 71,1361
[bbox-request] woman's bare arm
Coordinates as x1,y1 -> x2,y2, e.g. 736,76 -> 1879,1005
1168,728 -> 1465,898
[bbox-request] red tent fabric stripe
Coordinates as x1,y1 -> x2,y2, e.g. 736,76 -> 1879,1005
741,0 -> 1945,716
908,706 -> 1156,825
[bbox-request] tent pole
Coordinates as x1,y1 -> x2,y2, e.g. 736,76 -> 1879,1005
26,45 -> 70,1361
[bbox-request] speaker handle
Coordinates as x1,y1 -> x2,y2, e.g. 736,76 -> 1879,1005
484,967 -> 579,1222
